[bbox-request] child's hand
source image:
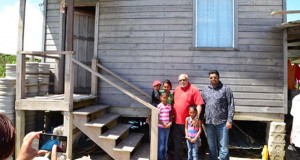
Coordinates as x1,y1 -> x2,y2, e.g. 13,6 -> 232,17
165,122 -> 172,128
185,136 -> 191,141
191,137 -> 197,143
161,122 -> 167,128
146,117 -> 151,125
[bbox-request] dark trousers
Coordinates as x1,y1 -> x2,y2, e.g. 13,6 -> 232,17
286,144 -> 300,160
173,123 -> 186,160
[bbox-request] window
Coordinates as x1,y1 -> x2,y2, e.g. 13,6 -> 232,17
195,0 -> 235,48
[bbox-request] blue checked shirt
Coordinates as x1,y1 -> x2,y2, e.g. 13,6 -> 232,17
201,81 -> 235,125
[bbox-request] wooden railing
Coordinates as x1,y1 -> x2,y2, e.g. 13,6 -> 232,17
15,51 -> 75,158
16,51 -> 158,159
72,58 -> 159,160
96,62 -> 151,100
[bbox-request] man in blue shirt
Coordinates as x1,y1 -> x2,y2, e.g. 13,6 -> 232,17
201,70 -> 235,160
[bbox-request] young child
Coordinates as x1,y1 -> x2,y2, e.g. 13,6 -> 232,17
157,92 -> 172,160
147,80 -> 162,125
185,106 -> 202,160
152,80 -> 162,107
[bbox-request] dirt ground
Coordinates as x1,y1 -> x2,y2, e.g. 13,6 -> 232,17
74,149 -> 262,160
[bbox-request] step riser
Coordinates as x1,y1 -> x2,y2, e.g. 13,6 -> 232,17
73,104 -> 146,160
74,99 -> 96,109
89,109 -> 107,121
73,115 -> 88,123
74,119 -> 117,158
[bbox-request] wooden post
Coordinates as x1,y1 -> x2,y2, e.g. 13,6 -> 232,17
64,53 -> 74,159
93,1 -> 99,58
91,58 -> 98,96
15,0 -> 26,156
64,0 -> 74,159
54,3 -> 66,94
150,109 -> 159,160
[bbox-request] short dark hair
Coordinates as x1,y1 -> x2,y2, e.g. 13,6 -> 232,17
163,79 -> 172,90
160,91 -> 169,98
188,106 -> 197,113
208,70 -> 219,78
0,114 -> 15,160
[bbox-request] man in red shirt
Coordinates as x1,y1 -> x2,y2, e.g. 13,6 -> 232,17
173,74 -> 204,160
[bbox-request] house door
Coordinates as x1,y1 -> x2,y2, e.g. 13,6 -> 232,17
73,7 -> 95,93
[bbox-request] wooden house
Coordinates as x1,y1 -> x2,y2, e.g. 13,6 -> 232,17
15,0 -> 287,159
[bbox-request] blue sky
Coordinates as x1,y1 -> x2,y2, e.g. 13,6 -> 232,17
0,0 -> 299,54
287,0 -> 300,21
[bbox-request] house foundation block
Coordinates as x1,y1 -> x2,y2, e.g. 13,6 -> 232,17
266,122 -> 286,160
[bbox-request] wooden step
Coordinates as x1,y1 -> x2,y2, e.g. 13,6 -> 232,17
130,143 -> 150,160
114,133 -> 144,152
73,105 -> 109,115
99,124 -> 131,140
85,114 -> 120,128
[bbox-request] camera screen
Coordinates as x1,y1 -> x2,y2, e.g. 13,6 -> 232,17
39,134 -> 67,153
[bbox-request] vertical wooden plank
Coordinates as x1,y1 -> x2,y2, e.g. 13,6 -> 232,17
234,0 -> 238,48
150,110 -> 158,160
15,0 -> 26,156
283,0 -> 287,114
63,111 -> 73,160
15,54 -> 26,156
91,2 -> 99,96
64,54 -> 74,159
66,0 -> 74,51
41,0 -> 47,63
91,58 -> 98,96
283,29 -> 288,114
64,0 -> 74,159
94,1 -> 99,58
55,7 -> 66,94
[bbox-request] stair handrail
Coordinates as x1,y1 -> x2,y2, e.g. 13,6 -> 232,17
72,58 -> 157,111
96,63 -> 151,100
72,58 -> 159,160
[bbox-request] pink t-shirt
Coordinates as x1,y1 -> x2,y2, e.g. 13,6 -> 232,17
173,83 -> 204,124
157,103 -> 172,128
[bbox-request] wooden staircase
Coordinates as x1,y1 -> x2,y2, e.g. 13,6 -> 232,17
73,104 -> 150,160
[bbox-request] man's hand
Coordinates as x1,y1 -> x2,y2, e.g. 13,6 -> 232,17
226,122 -> 232,129
17,132 -> 48,160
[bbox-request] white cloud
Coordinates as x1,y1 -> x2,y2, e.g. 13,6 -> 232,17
0,1 -> 43,54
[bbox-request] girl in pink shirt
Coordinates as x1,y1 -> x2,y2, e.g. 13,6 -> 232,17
157,92 -> 172,160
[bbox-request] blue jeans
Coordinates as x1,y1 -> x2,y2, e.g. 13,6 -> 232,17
205,123 -> 229,160
158,127 -> 170,160
186,138 -> 200,160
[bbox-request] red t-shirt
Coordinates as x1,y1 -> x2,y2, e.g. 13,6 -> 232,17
173,83 -> 204,124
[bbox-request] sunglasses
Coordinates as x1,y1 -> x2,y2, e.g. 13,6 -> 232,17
178,79 -> 187,82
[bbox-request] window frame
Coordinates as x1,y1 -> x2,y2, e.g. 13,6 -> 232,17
192,0 -> 238,50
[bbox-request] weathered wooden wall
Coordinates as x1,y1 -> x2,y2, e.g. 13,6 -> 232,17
45,0 -> 61,51
96,0 -> 284,114
45,0 -> 95,92
44,0 -> 285,116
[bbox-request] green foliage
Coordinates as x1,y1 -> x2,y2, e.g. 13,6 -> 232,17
0,54 -> 42,78
0,54 -> 16,78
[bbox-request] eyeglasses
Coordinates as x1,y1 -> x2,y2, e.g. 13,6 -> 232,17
178,79 -> 187,82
